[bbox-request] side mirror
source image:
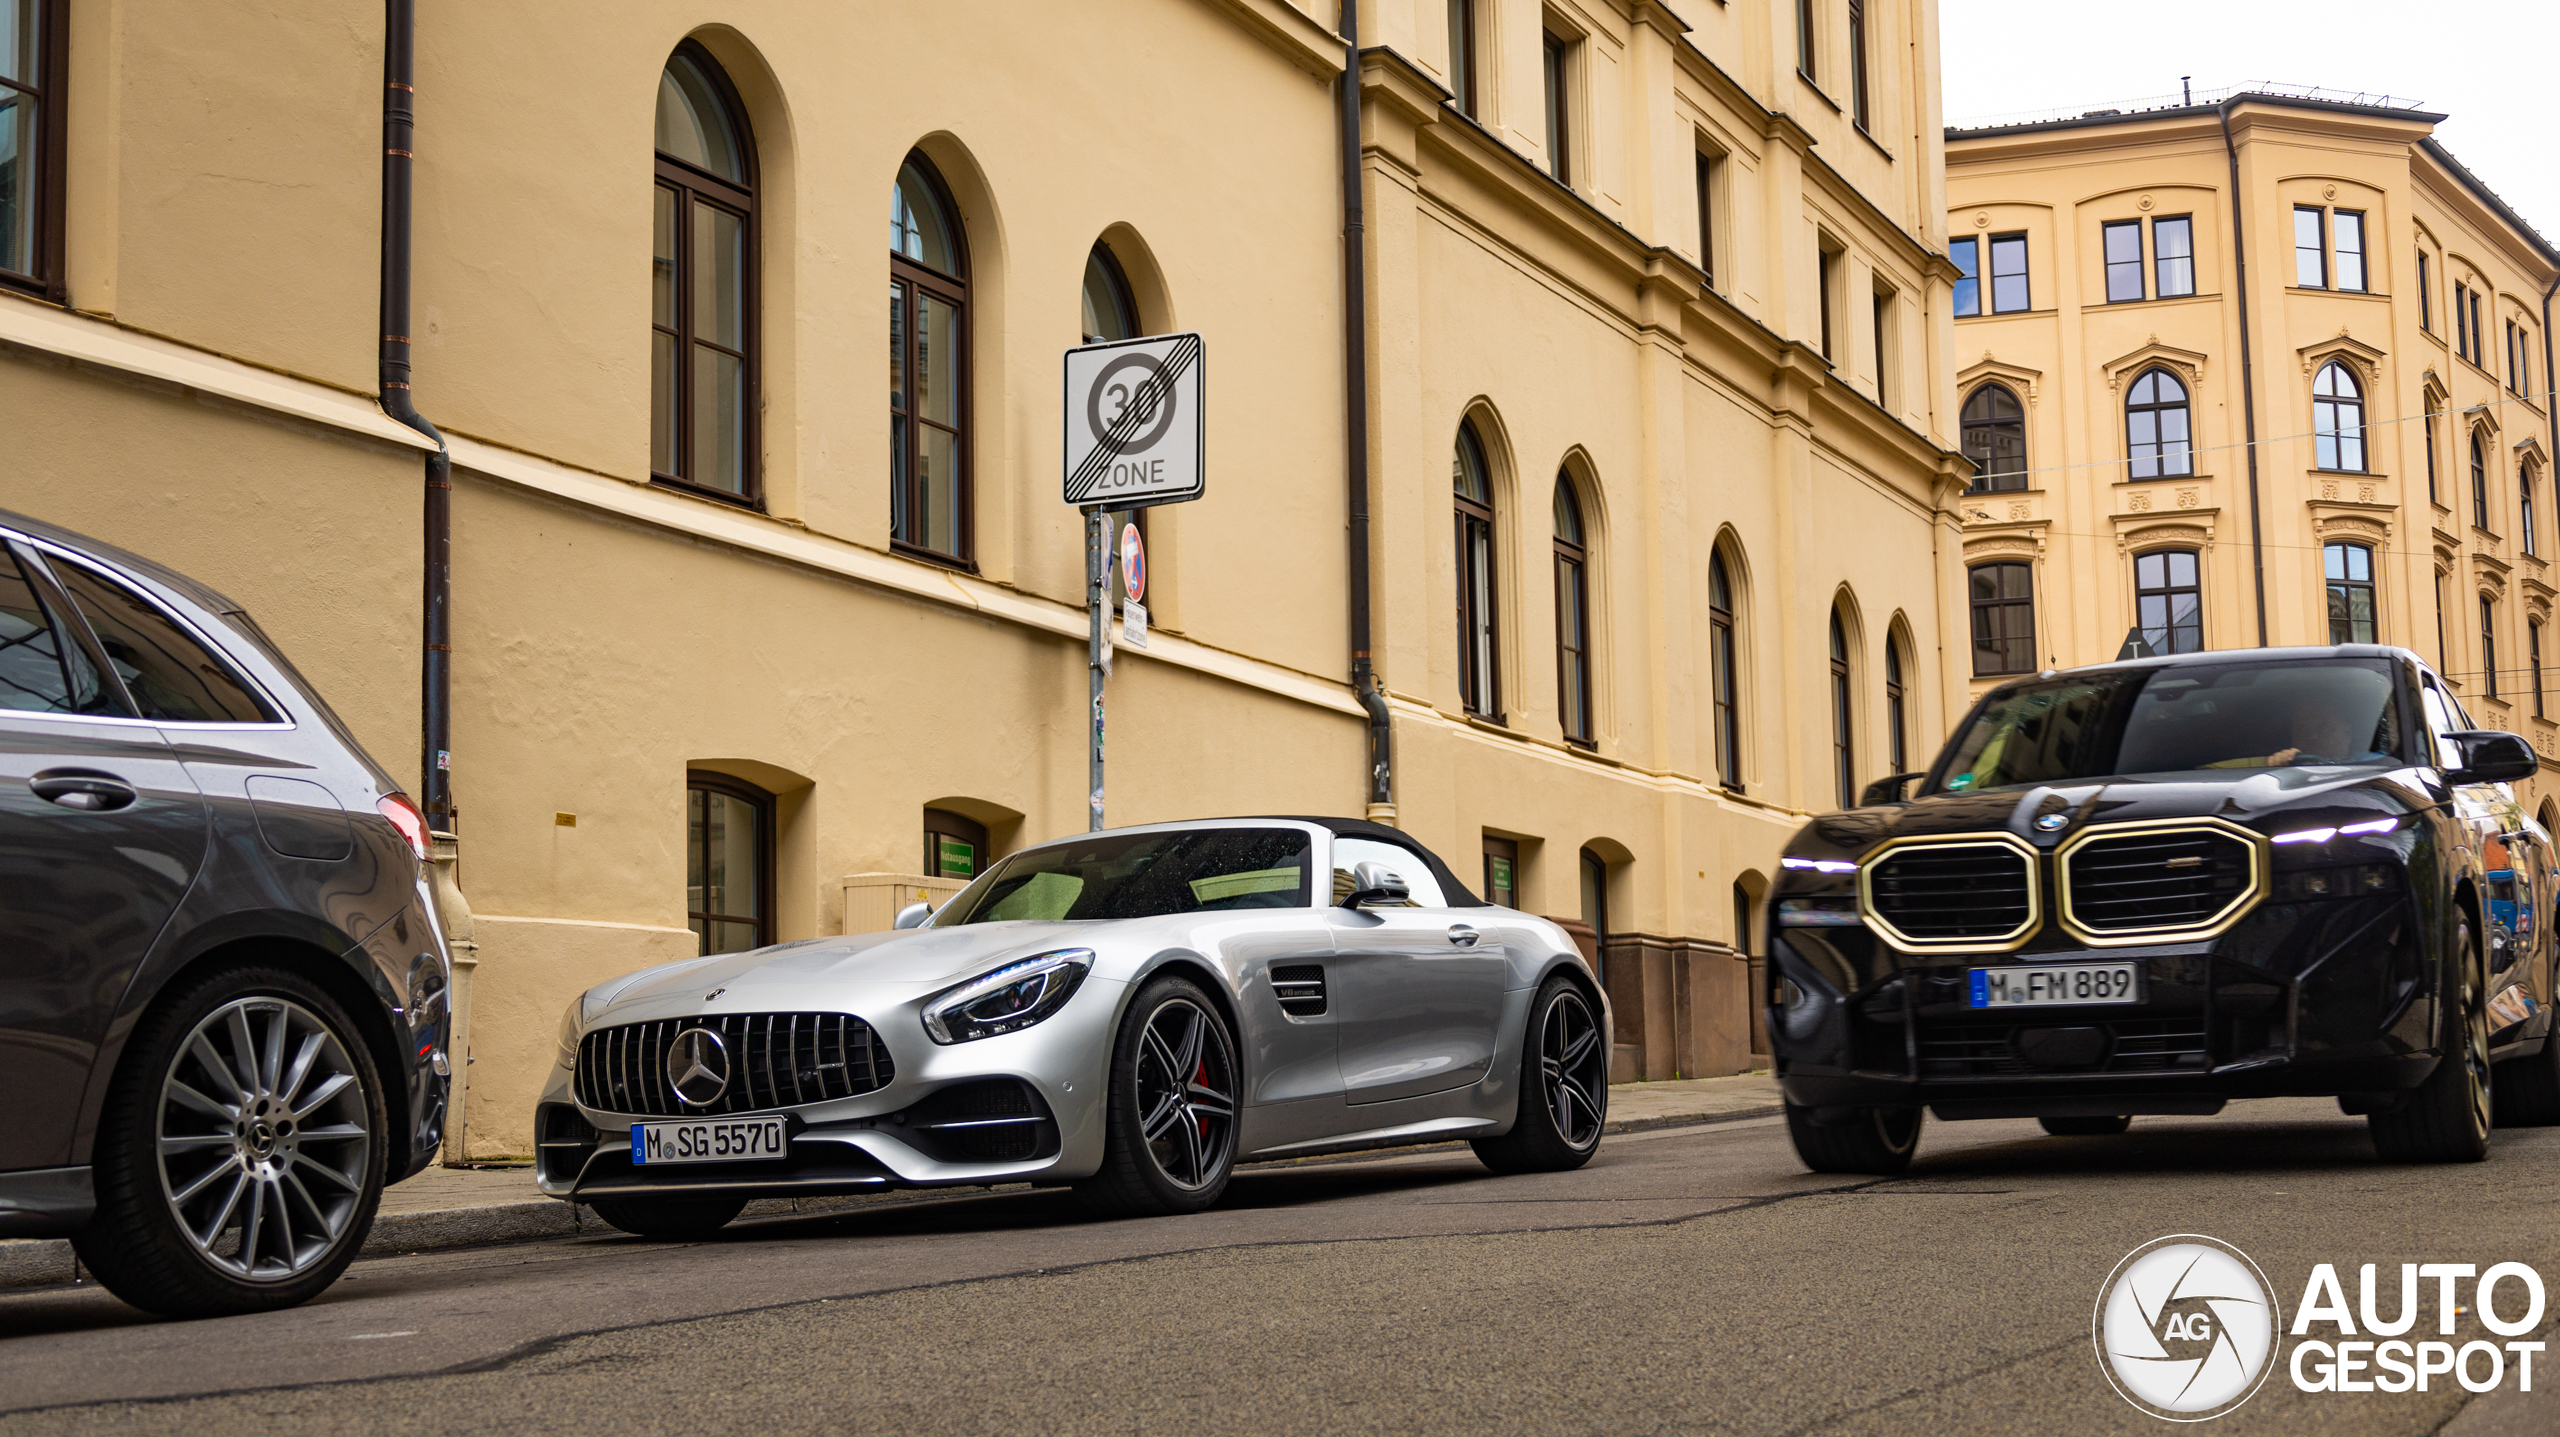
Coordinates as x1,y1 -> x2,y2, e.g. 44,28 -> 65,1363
892,901 -> 935,930
1341,860 -> 1411,909
2447,730 -> 2539,786
1859,772 -> 1926,807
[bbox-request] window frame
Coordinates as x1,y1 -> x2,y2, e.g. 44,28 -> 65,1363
1847,0 -> 1871,132
1795,0 -> 1817,80
1968,561 -> 2035,677
2535,618 -> 2548,719
1987,232 -> 2029,314
1709,550 -> 1742,792
2312,361 -> 2366,473
1455,421 -> 1501,722
2474,431 -> 2494,533
1541,28 -> 1571,185
651,43 -> 761,508
2294,206 -> 2327,289
2133,547 -> 2204,655
2325,542 -> 2376,645
2425,402 -> 2440,504
1883,634 -> 1907,773
2418,250 -> 2433,332
1869,285 -> 1894,407
1695,148 -> 1719,290
889,153 -> 974,566
0,0 -> 67,300
2102,219 -> 2144,304
1446,0 -> 1477,118
1818,246 -> 1839,359
1960,382 -> 2027,493
1828,611 -> 1854,809
2456,282 -> 2472,360
2152,215 -> 2195,299
686,771 -> 776,955
2333,209 -> 2365,292
1552,474 -> 1594,748
1950,236 -> 1980,317
2526,461 -> 2542,558
2124,366 -> 2194,479
2483,595 -> 2501,700
923,806 -> 991,880
2472,288 -> 2486,370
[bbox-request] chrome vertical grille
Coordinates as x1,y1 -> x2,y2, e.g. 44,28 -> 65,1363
573,1011 -> 894,1117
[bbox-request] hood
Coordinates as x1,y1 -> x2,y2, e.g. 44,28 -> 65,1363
1796,764 -> 2432,856
592,921 -> 1096,1015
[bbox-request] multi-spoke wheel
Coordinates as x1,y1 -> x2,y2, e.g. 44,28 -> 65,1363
1473,977 -> 1609,1174
1078,975 -> 1238,1216
2371,918 -> 2492,1163
76,967 -> 386,1318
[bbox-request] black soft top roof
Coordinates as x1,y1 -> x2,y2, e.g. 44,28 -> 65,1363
1240,815 -> 1489,908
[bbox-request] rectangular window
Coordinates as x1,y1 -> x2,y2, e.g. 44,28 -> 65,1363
2425,405 -> 2439,504
1446,0 -> 1476,118
2134,549 -> 2203,654
2333,210 -> 2365,291
1695,150 -> 1718,289
2153,216 -> 2194,298
1989,232 -> 2029,313
1968,562 -> 2035,676
2437,572 -> 2449,670
1482,836 -> 1518,909
2483,597 -> 2500,701
1542,30 -> 1571,185
2324,543 -> 2375,645
2473,290 -> 2486,369
2456,284 -> 2471,359
2103,220 -> 2144,303
2294,207 -> 2326,288
0,0 -> 62,296
1950,236 -> 1980,317
2418,250 -> 2432,331
2536,620 -> 2547,719
1871,288 -> 1894,408
1796,0 -> 1816,79
1818,248 -> 1838,360
1848,0 -> 1870,131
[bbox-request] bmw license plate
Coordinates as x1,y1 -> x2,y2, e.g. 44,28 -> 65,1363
630,1115 -> 789,1166
1969,963 -> 2143,1009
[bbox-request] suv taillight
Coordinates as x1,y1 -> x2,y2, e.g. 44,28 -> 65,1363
378,793 -> 431,864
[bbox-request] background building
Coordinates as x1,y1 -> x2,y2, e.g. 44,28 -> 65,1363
1945,89 -> 2560,820
1,0 -> 1961,1156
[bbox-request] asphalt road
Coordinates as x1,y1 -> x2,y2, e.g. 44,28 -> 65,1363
4,1100 -> 2559,1436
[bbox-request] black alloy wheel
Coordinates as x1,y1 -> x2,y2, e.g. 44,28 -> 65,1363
2039,1115 -> 2132,1137
1473,977 -> 1609,1174
1784,1101 -> 1924,1175
75,966 -> 387,1318
589,1196 -> 748,1239
2370,917 -> 2492,1163
1078,975 -> 1238,1217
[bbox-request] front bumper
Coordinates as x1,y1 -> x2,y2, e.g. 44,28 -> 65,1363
533,977 -> 1125,1202
1768,881 -> 2440,1117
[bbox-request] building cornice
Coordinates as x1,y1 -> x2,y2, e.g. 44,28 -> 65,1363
1192,0 -> 1346,79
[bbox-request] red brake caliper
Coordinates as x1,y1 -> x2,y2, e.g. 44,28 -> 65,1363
1195,1057 -> 1210,1139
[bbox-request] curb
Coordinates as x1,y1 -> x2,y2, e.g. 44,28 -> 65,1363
0,1101 -> 1785,1292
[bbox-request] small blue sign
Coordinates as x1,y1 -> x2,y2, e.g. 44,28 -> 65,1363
630,1127 -> 646,1164
1969,970 -> 1991,1009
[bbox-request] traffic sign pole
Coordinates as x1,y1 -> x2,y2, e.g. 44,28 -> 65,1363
1087,505 -> 1107,831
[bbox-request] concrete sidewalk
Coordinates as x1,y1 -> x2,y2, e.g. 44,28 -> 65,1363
0,1072 -> 1779,1290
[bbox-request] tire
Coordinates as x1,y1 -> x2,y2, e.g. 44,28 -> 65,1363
2370,918 -> 2493,1163
74,965 -> 387,1319
1784,1101 -> 1923,1175
1075,975 -> 1239,1218
1472,977 -> 1609,1175
2039,1115 -> 2132,1137
588,1196 -> 748,1239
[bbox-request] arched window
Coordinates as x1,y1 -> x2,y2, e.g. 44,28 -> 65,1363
2313,361 -> 2365,472
2134,548 -> 2203,654
1082,243 -> 1149,606
1709,550 -> 1741,791
1552,474 -> 1593,745
1961,383 -> 2026,492
891,155 -> 970,561
1828,611 -> 1854,809
2125,368 -> 2192,478
2524,461 -> 2541,558
687,773 -> 773,954
653,44 -> 757,501
2473,431 -> 2492,530
1454,421 -> 1499,719
1883,634 -> 1907,773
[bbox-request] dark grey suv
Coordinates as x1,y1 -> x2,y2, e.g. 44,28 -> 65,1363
0,508 -> 450,1317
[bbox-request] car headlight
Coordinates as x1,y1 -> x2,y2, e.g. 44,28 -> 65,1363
556,997 -> 583,1071
922,949 -> 1094,1045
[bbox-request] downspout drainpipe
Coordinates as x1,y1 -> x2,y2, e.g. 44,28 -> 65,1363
381,0 -> 451,827
2220,100 -> 2269,648
1338,0 -> 1391,818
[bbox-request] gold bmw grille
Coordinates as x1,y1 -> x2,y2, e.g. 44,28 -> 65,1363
2057,819 -> 2266,946
1857,834 -> 2042,953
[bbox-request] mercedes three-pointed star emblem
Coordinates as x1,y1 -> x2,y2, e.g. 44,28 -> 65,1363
666,1027 -> 730,1108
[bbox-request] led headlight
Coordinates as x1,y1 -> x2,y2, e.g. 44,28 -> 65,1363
2270,816 -> 2399,846
555,997 -> 583,1071
922,949 -> 1094,1044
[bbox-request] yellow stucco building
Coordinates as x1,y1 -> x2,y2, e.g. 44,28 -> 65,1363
1945,89 -> 2560,823
1,0 -> 1966,1155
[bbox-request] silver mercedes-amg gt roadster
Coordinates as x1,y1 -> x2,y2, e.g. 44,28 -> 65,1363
534,817 -> 1611,1235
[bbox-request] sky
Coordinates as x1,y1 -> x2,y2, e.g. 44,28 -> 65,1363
1940,0 -> 2560,247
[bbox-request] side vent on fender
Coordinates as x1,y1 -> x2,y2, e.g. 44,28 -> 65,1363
1271,964 -> 1328,1017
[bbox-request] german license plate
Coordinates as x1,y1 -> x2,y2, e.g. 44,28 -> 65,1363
1969,963 -> 2143,1008
630,1115 -> 789,1166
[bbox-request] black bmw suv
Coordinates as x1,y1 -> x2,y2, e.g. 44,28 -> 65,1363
1768,645 -> 2549,1173
0,508 -> 450,1316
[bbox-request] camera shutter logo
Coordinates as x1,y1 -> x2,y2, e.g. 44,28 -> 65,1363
2094,1235 -> 2281,1421
666,1027 -> 731,1108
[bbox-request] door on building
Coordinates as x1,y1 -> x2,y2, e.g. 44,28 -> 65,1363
0,545 -> 207,1170
1324,836 -> 1508,1105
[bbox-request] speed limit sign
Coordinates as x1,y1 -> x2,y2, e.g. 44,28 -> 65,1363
1063,332 -> 1204,509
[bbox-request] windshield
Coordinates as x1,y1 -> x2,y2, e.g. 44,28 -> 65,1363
935,827 -> 1313,924
1929,658 -> 2405,795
